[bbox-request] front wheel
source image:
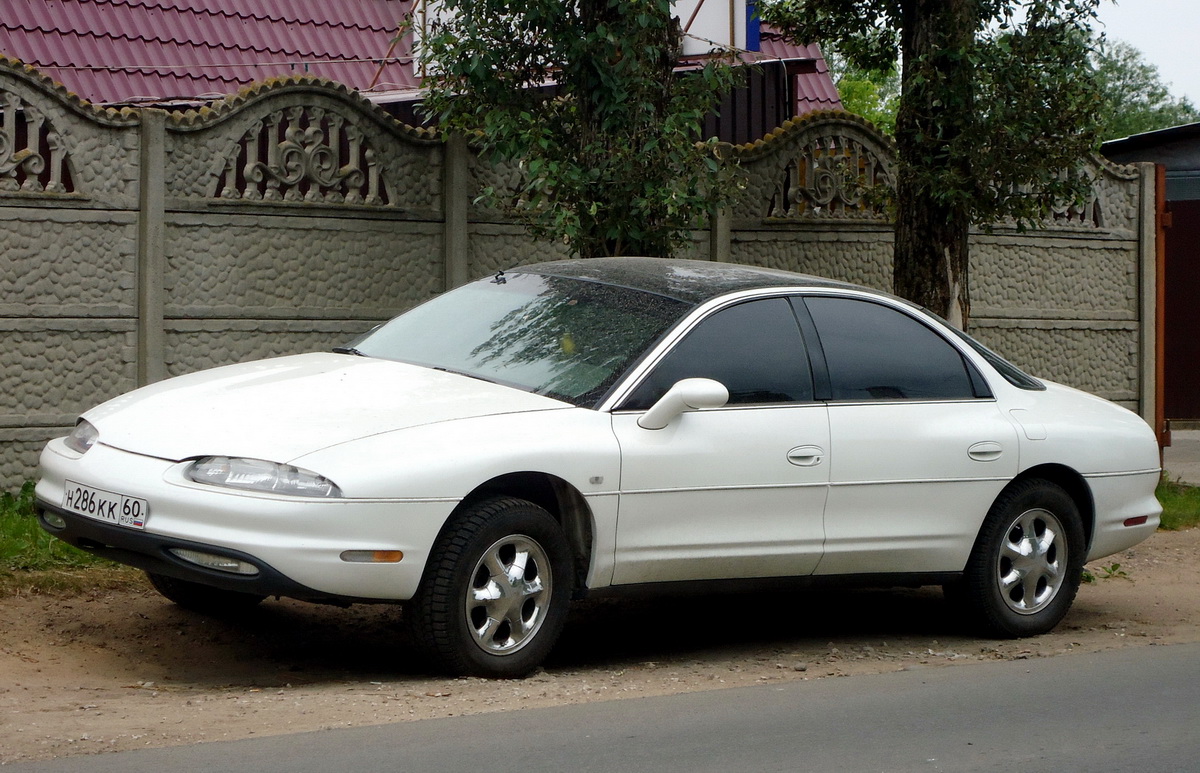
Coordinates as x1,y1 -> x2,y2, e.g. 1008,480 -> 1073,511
405,497 -> 573,678
956,479 -> 1086,637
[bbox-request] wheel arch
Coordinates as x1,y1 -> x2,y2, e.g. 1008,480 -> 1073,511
455,472 -> 595,592
1009,463 -> 1096,548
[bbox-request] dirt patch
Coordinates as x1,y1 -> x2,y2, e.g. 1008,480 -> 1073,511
2,528 -> 1198,764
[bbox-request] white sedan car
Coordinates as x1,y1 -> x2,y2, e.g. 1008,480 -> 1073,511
36,257 -> 1161,677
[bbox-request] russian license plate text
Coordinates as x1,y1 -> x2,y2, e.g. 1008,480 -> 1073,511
62,481 -> 148,529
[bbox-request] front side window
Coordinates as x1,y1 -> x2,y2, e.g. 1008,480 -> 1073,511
620,298 -> 814,410
804,296 -> 977,401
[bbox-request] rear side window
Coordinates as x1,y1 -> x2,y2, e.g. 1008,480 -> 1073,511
804,296 -> 977,401
948,327 -> 1045,391
621,298 -> 813,410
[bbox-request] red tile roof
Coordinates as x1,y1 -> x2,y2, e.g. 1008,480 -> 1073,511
757,35 -> 841,114
0,0 -> 415,104
0,0 -> 838,115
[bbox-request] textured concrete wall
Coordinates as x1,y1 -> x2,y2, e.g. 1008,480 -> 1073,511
0,68 -> 462,487
0,58 -> 144,486
731,227 -> 894,290
970,233 -> 1142,407
0,63 -> 1155,489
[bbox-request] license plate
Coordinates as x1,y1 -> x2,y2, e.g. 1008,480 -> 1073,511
62,480 -> 148,529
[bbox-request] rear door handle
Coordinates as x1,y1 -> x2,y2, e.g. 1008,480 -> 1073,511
968,441 -> 1004,462
787,445 -> 825,467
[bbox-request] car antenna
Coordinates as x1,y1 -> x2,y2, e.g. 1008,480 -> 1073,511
492,270 -> 507,284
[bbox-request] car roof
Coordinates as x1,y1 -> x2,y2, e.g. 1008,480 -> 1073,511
516,256 -> 867,306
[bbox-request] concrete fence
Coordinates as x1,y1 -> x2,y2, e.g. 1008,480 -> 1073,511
0,57 -> 1157,488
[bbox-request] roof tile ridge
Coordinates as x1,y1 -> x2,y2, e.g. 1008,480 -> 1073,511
1089,151 -> 1141,181
0,54 -> 140,126
166,74 -> 440,143
731,110 -> 896,160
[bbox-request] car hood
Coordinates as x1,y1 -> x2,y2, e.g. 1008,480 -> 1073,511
85,353 -> 572,462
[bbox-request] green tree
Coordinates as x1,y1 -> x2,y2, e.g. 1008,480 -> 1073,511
416,0 -> 739,259
761,0 -> 1104,328
824,49 -> 900,135
830,35 -> 1200,143
1093,37 -> 1200,140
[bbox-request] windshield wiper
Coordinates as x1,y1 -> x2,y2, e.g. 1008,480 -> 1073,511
431,366 -> 498,385
332,346 -> 367,356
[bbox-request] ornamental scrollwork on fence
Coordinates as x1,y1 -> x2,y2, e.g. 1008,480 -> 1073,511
0,91 -> 74,193
989,166 -> 1111,231
766,132 -> 893,220
1047,167 -> 1105,229
208,106 -> 389,205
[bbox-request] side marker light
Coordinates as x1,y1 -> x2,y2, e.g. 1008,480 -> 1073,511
340,550 -> 404,564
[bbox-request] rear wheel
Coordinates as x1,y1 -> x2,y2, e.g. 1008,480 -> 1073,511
145,572 -> 266,615
956,479 -> 1086,637
405,497 -> 573,678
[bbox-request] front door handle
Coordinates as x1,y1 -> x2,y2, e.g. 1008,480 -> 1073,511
787,445 -> 825,467
968,441 -> 1004,462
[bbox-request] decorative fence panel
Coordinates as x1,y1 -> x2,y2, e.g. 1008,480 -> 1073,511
0,58 -> 1157,488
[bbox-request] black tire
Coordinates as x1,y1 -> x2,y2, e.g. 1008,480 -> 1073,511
405,496 -> 573,678
145,572 -> 266,615
956,479 -> 1086,637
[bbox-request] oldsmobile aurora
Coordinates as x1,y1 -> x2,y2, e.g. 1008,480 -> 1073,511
36,258 -> 1161,677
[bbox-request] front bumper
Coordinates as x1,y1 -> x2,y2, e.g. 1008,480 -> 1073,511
37,500 -> 347,601
36,438 -> 457,602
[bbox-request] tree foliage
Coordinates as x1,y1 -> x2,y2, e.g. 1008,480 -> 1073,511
824,48 -> 900,134
830,34 -> 1200,143
416,0 -> 739,259
1093,37 -> 1200,140
761,0 -> 1104,327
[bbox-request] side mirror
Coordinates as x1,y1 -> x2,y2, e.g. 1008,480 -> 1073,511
637,378 -> 729,430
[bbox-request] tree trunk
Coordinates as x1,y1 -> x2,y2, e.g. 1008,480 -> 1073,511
894,178 -> 970,326
893,0 -> 976,329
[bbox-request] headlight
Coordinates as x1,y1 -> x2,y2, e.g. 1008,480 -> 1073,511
64,420 -> 99,455
186,456 -> 342,498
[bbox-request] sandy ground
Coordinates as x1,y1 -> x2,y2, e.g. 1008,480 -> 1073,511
1,528 -> 1198,765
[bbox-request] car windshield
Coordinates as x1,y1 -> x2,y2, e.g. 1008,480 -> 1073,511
348,271 -> 690,406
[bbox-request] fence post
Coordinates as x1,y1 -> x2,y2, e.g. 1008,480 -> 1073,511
136,108 -> 167,386
708,206 -> 731,262
1143,162 -> 1165,444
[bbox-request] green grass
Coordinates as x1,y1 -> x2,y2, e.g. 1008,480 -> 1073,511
1156,474 -> 1200,531
0,481 -> 141,596
0,481 -> 106,571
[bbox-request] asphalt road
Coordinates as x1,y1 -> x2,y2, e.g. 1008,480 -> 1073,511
8,642 -> 1198,773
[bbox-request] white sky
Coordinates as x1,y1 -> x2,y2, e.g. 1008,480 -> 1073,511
1093,0 -> 1200,105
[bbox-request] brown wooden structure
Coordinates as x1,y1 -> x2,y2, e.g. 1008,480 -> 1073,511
1105,124 -> 1200,429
